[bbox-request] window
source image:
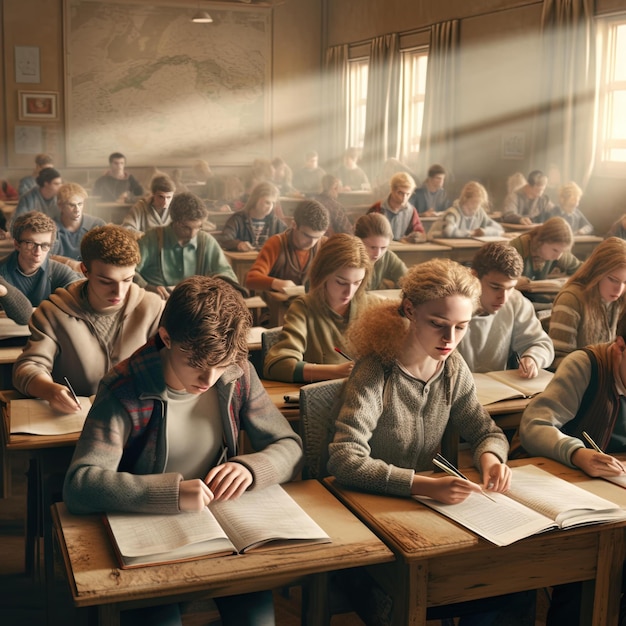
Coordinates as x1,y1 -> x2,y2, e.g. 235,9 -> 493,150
597,18 -> 626,165
347,57 -> 369,149
400,48 -> 428,164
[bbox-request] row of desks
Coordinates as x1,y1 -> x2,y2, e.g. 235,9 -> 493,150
225,235 -> 604,285
50,456 -> 626,626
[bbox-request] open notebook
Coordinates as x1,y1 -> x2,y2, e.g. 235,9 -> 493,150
9,397 -> 92,435
415,465 -> 626,546
472,369 -> 553,405
105,483 -> 331,568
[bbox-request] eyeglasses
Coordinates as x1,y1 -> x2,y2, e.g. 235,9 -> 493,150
19,240 -> 52,252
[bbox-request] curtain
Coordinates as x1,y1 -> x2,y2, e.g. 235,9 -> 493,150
534,0 -> 596,187
419,20 -> 460,177
360,34 -> 401,180
322,44 -> 349,173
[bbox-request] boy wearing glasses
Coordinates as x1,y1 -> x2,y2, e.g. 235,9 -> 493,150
54,183 -> 105,261
0,211 -> 82,324
13,224 -> 164,412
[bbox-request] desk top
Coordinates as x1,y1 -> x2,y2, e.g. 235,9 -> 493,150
52,479 -> 394,608
389,241 -> 452,252
224,250 -> 259,262
325,457 -> 626,562
429,237 -> 486,249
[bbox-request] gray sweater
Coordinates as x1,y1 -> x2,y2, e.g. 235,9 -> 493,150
328,351 -> 509,496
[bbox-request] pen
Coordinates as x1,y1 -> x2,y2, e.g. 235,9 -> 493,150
582,431 -> 626,472
514,352 -> 528,375
63,376 -> 81,407
334,347 -> 353,361
433,454 -> 497,502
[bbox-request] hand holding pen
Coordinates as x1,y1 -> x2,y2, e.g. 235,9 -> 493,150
573,431 -> 626,477
433,454 -> 497,502
514,353 -> 538,379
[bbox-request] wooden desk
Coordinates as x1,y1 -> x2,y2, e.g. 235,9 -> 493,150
261,379 -> 302,422
326,457 -> 626,626
224,250 -> 258,285
52,480 -> 394,626
338,190 -> 373,207
206,210 -> 233,230
572,235 -> 603,260
428,238 -> 485,264
389,241 -> 452,267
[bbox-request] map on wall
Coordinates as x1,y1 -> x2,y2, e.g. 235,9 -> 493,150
64,0 -> 270,167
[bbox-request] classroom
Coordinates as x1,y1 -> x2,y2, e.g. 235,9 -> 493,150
2,1 -> 626,625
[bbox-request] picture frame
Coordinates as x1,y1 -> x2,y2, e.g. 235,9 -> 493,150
18,91 -> 58,121
15,125 -> 44,154
501,131 -> 526,160
14,46 -> 41,84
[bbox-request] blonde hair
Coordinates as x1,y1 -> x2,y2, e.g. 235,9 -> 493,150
558,181 -> 583,207
507,172 -> 527,195
455,181 -> 489,211
308,233 -> 371,302
57,183 -> 88,206
390,171 -> 416,191
348,258 -> 480,363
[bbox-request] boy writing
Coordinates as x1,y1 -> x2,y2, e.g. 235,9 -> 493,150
519,313 -> 626,624
458,242 -> 554,375
63,275 -> 303,626
13,224 -> 165,411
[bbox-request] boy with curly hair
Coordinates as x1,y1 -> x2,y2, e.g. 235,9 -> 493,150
13,224 -> 165,412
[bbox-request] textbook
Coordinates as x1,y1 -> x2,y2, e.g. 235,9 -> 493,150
472,369 -> 553,405
9,397 -> 92,435
282,285 -> 305,298
415,465 -> 626,546
105,483 -> 331,568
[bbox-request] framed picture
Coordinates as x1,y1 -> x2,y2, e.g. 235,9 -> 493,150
14,46 -> 41,83
501,131 -> 526,160
15,125 -> 44,154
18,91 -> 58,121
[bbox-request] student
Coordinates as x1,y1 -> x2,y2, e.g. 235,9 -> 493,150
54,183 -> 106,260
62,274 -> 302,626
245,199 -> 329,294
367,171 -> 425,242
292,150 -> 326,195
121,174 -> 176,234
335,147 -> 370,191
354,212 -> 407,290
14,167 -> 63,220
13,225 -> 165,411
313,174 -> 354,236
428,181 -> 503,239
271,156 -> 299,197
549,237 -> 626,370
519,313 -> 626,625
0,212 -> 82,321
18,153 -> 54,198
458,242 -> 554,375
506,172 -> 527,195
545,181 -> 593,235
509,216 -> 581,283
263,233 -> 377,383
220,181 -> 286,251
502,169 -> 553,225
92,152 -> 144,203
135,192 -> 238,299
0,175 -> 18,201
409,163 -> 449,216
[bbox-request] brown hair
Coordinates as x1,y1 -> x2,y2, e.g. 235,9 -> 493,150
243,181 -> 279,213
150,174 -> 176,194
472,242 -> 523,279
293,199 -> 329,232
80,224 -> 140,270
308,233 -> 371,300
529,217 -> 574,249
12,211 -> 56,241
160,275 -> 251,368
169,192 -> 208,223
354,212 -> 393,241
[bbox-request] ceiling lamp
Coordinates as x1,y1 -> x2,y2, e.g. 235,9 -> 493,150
191,4 -> 213,23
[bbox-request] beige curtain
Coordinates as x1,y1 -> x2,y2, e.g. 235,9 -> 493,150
419,20 -> 460,176
361,34 -> 401,180
323,44 -> 349,173
534,0 -> 596,186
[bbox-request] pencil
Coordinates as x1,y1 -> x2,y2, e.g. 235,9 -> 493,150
334,347 -> 353,361
582,431 -> 626,472
432,455 -> 496,502
63,376 -> 81,407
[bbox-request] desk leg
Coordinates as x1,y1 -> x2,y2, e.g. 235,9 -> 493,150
302,572 -> 330,626
98,603 -> 121,626
390,561 -> 428,626
590,527 -> 625,626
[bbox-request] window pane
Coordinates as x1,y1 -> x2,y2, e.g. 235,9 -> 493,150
615,25 -> 626,82
401,48 -> 428,162
348,58 -> 368,149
